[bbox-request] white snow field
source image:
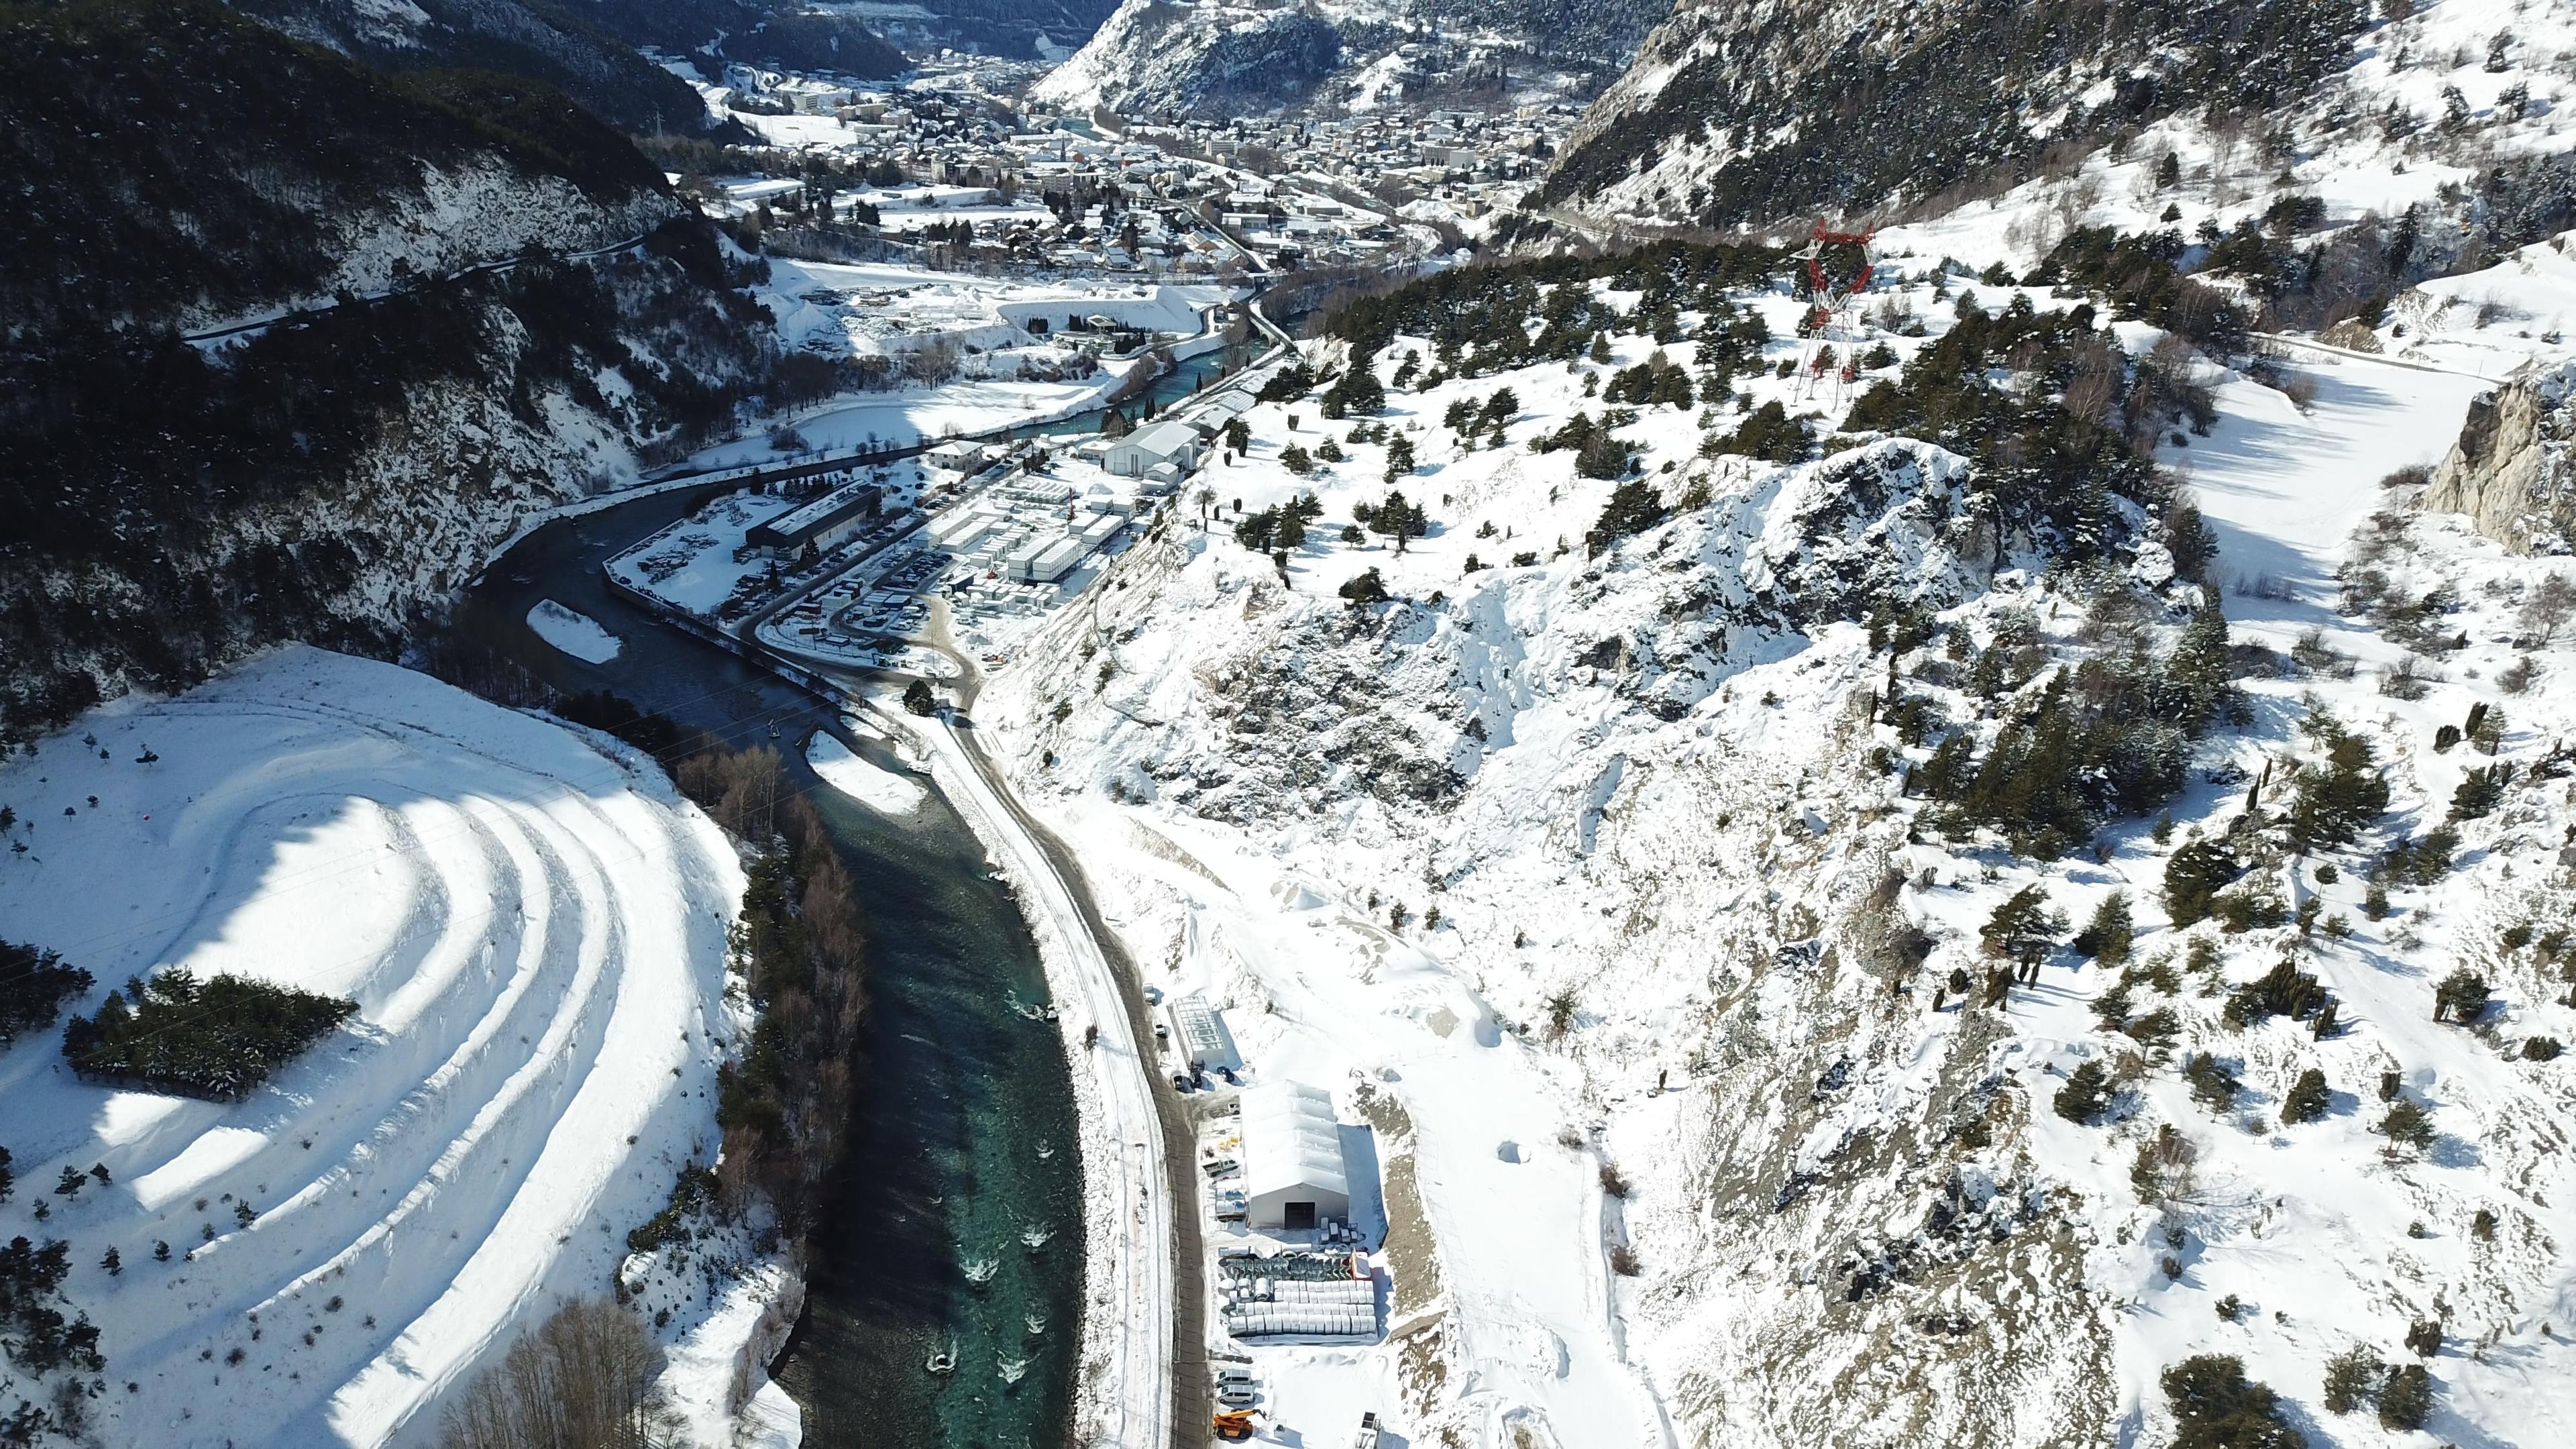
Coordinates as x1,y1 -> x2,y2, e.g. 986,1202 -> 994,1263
524,597 -> 624,663
664,258 -> 1241,474
804,731 -> 926,816
0,646 -> 749,1448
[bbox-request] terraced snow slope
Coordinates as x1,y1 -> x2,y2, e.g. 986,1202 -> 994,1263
0,645 -> 744,1448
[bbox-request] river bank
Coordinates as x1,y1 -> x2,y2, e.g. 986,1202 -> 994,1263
464,492 -> 1086,1449
876,698 -> 1176,1449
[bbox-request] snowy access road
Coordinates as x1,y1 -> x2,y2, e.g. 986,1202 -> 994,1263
0,645 -> 745,1448
892,704 -> 1174,1449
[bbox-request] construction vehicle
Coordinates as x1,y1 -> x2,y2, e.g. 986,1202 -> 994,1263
1352,1411 -> 1381,1449
1213,1409 -> 1256,1442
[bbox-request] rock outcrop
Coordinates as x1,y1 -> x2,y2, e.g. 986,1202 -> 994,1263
2419,360 -> 2576,555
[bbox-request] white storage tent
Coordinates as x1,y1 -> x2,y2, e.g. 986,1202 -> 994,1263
1240,1081 -> 1348,1232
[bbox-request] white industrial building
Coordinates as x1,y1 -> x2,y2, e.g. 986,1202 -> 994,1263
1105,417 -> 1202,477
922,440 -> 989,472
1240,1081 -> 1350,1232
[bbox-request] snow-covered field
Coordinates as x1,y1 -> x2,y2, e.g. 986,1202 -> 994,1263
0,647 -> 751,1448
688,381 -> 1122,468
971,246 -> 2576,1446
757,258 -> 1233,364
804,731 -> 926,816
525,598 -> 623,663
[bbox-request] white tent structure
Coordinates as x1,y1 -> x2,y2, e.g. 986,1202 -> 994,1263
1105,418 -> 1201,477
1240,1081 -> 1349,1232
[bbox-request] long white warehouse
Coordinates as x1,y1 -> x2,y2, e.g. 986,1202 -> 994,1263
1239,1081 -> 1349,1232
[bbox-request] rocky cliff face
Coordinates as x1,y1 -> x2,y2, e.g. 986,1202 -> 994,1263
2419,361 -> 2576,555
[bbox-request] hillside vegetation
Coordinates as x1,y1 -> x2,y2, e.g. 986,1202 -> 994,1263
1539,0 -> 2367,227
984,221 -> 2576,1445
0,0 -> 673,335
0,0 -> 800,743
232,0 -> 723,136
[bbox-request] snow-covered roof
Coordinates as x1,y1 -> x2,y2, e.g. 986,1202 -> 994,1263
1114,418 -> 1201,460
1240,1081 -> 1347,1204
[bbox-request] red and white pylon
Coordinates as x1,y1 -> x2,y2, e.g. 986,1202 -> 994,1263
1792,221 -> 1876,409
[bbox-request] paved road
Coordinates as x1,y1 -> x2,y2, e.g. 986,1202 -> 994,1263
182,233 -> 650,343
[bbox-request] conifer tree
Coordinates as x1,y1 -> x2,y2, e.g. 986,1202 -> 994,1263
2376,1362 -> 2433,1430
2380,1098 -> 2434,1151
2281,1067 -> 2330,1124
1980,885 -> 2065,967
2432,968 -> 2489,1024
2321,1344 -> 2380,1414
2077,891 -> 2134,967
2161,1355 -> 2301,1449
2053,1059 -> 2110,1124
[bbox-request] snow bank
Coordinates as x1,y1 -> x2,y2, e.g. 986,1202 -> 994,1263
525,598 -> 623,663
804,731 -> 926,816
0,646 -> 748,1448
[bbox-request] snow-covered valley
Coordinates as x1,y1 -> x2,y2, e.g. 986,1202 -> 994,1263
20,0 -> 2576,1442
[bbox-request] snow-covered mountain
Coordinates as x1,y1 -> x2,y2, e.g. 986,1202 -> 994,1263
0,0 -> 794,747
1030,0 -> 1672,119
1532,0 -> 2570,242
977,229 -> 2576,1444
232,0 -> 726,135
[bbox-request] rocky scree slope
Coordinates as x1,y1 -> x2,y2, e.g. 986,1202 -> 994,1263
980,250 -> 2576,1445
0,0 -> 794,743
1031,0 -> 1671,119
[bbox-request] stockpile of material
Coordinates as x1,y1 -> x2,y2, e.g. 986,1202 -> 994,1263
1220,1256 -> 1377,1339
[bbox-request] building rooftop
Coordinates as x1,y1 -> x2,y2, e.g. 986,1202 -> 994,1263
1240,1081 -> 1348,1205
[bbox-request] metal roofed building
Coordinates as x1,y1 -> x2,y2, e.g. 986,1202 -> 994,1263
1239,1081 -> 1349,1232
743,482 -> 883,559
1166,991 -> 1238,1073
1104,417 -> 1203,478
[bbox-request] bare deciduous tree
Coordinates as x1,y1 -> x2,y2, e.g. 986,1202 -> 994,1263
2521,573 -> 2574,644
439,1297 -> 682,1449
